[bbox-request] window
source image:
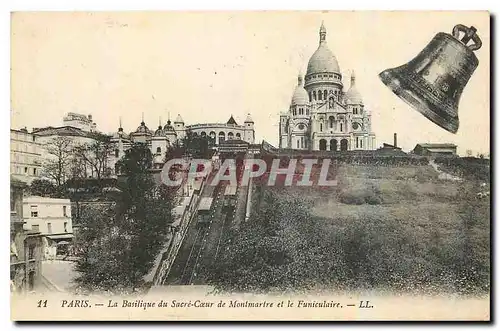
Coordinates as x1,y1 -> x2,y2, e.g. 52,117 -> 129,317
356,137 -> 359,148
297,140 -> 300,149
340,123 -> 343,132
324,90 -> 327,98
32,136 -> 36,142
32,224 -> 39,232
10,195 -> 15,212
320,123 -> 323,132
63,206 -> 67,217
313,91 -> 316,100
115,149 -> 119,157
292,109 -> 296,116
24,167 -> 28,173
64,222 -> 68,232
31,211 -> 38,218
28,245 -> 35,260
32,168 -> 36,176
318,90 -> 322,100
306,109 -> 309,115
360,140 -> 363,148
47,223 -> 52,234
156,147 -> 161,154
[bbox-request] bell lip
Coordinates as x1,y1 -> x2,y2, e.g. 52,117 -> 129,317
379,69 -> 459,134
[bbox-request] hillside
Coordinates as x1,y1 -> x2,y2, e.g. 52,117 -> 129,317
207,161 -> 490,295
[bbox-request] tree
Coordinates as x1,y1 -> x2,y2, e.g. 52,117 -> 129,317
41,136 -> 74,186
181,131 -> 215,159
73,133 -> 116,180
28,178 -> 65,198
74,143 -> 177,293
207,191 -> 316,293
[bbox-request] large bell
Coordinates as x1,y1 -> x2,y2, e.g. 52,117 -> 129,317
379,24 -> 482,134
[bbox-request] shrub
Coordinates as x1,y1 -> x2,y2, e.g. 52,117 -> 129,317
365,194 -> 382,205
339,191 -> 366,205
339,185 -> 383,205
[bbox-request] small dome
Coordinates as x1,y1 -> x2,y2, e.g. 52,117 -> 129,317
174,114 -> 184,123
112,128 -> 130,140
291,75 -> 309,105
244,113 -> 254,123
154,125 -> 164,136
345,73 -> 363,105
164,120 -> 176,132
135,121 -> 151,134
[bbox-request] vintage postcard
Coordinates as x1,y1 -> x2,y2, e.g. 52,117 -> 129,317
10,11 -> 490,321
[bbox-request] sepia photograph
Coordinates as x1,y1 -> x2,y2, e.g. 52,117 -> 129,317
9,10 -> 490,321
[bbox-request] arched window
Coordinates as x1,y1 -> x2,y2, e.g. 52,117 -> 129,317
309,92 -> 312,102
318,90 -> 322,101
115,149 -> 119,158
156,147 -> 161,154
306,109 -> 309,115
329,116 -> 334,128
218,131 -> 225,145
320,123 -> 323,132
313,91 -> 317,100
297,140 -> 300,149
360,139 -> 363,148
293,109 -> 297,116
324,90 -> 328,98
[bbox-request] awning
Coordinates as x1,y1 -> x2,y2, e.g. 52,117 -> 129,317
46,234 -> 74,240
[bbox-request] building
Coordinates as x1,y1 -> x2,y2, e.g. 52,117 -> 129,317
279,22 -> 376,151
111,113 -> 255,169
10,128 -> 43,184
62,113 -> 97,132
12,111 -> 255,183
10,177 -> 44,293
23,196 -> 74,258
10,112 -> 102,184
412,143 -> 458,157
23,196 -> 73,236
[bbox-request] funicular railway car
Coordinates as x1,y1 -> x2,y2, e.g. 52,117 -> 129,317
196,197 -> 214,226
223,185 -> 237,209
193,178 -> 204,194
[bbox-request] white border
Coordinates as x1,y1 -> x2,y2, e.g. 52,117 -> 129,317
2,1 -> 497,330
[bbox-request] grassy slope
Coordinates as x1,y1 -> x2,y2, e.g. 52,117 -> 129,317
250,164 -> 490,294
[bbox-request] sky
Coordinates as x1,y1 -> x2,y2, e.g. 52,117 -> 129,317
11,11 -> 490,155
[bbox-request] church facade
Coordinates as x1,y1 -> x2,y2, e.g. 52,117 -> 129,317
279,22 -> 376,151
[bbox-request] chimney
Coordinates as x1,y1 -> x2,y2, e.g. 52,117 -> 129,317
393,133 -> 397,148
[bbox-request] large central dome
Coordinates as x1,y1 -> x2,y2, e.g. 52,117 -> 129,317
306,22 -> 341,76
